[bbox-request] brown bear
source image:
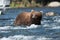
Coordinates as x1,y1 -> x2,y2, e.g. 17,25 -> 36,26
14,10 -> 42,26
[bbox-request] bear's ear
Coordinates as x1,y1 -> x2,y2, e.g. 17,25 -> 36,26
31,10 -> 35,18
32,14 -> 35,18
31,10 -> 35,14
40,11 -> 43,15
40,11 -> 43,13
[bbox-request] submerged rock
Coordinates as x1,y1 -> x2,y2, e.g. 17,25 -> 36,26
45,12 -> 57,16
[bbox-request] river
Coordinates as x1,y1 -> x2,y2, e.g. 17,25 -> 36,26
0,7 -> 60,40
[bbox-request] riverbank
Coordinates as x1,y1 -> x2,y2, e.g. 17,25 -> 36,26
10,0 -> 43,8
10,0 -> 60,8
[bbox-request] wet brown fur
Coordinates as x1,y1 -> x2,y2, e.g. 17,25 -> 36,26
14,10 -> 42,26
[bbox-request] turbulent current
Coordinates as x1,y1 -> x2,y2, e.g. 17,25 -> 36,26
0,7 -> 60,40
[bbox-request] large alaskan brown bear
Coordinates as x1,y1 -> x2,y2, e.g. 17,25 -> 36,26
14,10 -> 42,26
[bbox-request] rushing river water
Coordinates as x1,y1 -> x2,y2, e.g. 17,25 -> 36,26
0,7 -> 60,40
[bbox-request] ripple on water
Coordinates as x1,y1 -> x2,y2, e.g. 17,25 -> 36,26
0,8 -> 60,40
0,35 -> 52,40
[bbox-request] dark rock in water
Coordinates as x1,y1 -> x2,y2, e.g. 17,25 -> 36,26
14,10 -> 43,26
0,11 -> 4,15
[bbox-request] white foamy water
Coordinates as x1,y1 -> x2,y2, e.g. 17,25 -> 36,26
0,14 -> 60,40
51,26 -> 60,29
0,26 -> 11,30
41,16 -> 60,29
0,24 -> 40,30
0,31 -> 11,33
0,35 -> 52,40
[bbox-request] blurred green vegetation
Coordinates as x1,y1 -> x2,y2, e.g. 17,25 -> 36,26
10,0 -> 44,8
10,2 -> 15,8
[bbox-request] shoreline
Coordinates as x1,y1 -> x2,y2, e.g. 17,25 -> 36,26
0,6 -> 60,10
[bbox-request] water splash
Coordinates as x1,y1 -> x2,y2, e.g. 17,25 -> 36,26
0,35 -> 52,40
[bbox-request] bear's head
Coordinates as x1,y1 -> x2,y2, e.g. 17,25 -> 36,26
30,10 -> 43,25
